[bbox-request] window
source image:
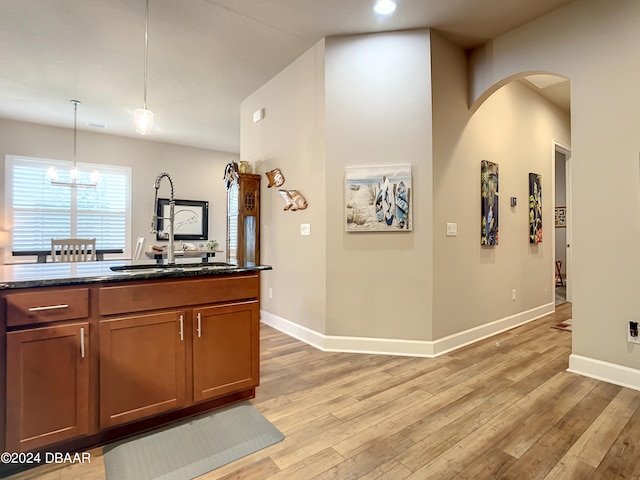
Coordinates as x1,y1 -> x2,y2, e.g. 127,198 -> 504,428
4,155 -> 131,262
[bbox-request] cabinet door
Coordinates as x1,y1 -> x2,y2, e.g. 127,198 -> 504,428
192,301 -> 259,402
99,311 -> 186,428
6,322 -> 89,452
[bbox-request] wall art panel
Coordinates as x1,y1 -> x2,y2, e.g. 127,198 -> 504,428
345,165 -> 411,232
529,172 -> 542,243
481,160 -> 499,245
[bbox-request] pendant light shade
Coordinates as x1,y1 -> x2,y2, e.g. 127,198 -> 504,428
134,107 -> 154,134
135,0 -> 154,134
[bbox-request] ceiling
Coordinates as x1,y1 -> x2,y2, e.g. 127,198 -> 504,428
0,0 -> 574,154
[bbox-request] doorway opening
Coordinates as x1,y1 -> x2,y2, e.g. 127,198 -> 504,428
554,143 -> 571,305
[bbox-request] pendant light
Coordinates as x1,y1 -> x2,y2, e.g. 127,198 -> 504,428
134,0 -> 154,134
47,100 -> 99,188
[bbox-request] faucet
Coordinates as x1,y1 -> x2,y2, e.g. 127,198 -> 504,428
150,172 -> 175,263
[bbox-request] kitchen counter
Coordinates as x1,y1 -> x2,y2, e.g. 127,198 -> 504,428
0,260 -> 272,290
0,258 -> 270,460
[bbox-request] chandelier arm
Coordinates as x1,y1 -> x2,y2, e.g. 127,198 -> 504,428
73,100 -> 78,159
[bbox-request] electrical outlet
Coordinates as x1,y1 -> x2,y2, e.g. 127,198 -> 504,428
511,289 -> 517,301
268,288 -> 273,299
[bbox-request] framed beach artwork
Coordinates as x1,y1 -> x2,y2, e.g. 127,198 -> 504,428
345,165 -> 412,232
481,160 -> 499,245
529,172 -> 542,243
156,198 -> 209,241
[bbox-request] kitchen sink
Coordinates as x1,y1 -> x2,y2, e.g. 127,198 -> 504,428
110,262 -> 233,273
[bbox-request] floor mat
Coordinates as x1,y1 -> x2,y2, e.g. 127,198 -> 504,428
104,402 -> 284,480
552,318 -> 572,332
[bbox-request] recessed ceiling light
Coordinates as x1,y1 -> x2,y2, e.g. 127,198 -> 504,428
374,0 -> 397,15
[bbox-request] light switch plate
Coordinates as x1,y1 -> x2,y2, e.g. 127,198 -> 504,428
446,223 -> 457,236
301,224 -> 311,236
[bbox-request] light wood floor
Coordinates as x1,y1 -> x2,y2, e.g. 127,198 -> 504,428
7,302 -> 640,479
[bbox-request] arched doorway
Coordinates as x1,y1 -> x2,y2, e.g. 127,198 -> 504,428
471,71 -> 571,310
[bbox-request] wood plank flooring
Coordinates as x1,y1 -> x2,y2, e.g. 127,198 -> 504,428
6,302 -> 640,479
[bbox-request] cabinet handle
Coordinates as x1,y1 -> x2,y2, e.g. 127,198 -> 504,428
28,304 -> 69,312
197,312 -> 202,338
80,327 -> 85,358
179,314 -> 184,341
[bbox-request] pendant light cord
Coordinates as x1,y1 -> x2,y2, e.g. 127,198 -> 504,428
143,0 -> 149,109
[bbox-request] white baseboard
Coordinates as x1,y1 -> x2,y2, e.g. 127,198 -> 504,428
568,354 -> 640,392
260,302 -> 554,358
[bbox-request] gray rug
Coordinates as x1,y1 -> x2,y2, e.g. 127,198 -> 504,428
104,402 -> 284,480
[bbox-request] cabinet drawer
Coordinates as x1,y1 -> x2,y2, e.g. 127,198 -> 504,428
99,274 -> 259,315
6,288 -> 89,327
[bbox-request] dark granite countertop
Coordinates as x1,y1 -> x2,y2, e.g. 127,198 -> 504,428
0,261 -> 272,290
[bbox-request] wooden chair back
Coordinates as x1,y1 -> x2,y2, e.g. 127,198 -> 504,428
51,238 -> 97,262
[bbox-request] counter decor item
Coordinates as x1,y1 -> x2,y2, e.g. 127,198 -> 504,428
239,160 -> 252,174
207,240 -> 219,250
345,164 -> 412,232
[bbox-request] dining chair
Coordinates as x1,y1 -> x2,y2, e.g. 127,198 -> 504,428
51,238 -> 97,262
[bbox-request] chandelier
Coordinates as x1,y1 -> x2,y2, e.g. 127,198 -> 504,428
47,100 -> 99,188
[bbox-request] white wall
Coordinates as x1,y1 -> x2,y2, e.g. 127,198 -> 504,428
243,27 -> 571,356
241,40 -> 328,334
324,30 -> 434,341
432,31 -> 570,339
469,0 -> 640,387
0,118 -> 236,261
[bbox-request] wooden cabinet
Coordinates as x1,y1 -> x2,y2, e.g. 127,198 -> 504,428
193,301 -> 259,402
99,311 -> 187,429
5,322 -> 89,452
227,173 -> 260,266
1,272 -> 262,455
97,274 -> 260,427
99,300 -> 260,426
